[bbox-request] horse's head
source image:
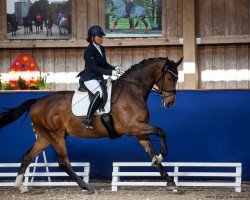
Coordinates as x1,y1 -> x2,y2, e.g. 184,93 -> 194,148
154,57 -> 183,108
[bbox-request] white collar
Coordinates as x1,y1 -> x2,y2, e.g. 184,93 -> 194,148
93,43 -> 103,56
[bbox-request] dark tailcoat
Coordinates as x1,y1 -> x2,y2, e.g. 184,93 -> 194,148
77,43 -> 115,84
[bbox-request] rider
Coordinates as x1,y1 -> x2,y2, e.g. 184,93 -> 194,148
124,0 -> 135,18
45,12 -> 52,26
57,10 -> 64,24
77,25 -> 120,129
35,13 -> 41,21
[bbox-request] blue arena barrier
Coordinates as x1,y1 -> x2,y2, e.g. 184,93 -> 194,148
0,90 -> 249,181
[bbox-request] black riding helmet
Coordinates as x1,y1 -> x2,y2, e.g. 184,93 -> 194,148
87,25 -> 106,43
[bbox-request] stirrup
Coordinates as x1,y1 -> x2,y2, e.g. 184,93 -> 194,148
82,119 -> 93,129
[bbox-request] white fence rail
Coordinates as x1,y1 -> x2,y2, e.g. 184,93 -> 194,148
112,162 -> 242,192
0,162 -> 90,187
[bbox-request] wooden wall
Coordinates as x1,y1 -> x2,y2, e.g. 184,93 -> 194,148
0,46 -> 183,90
0,0 -> 250,90
197,0 -> 250,40
196,0 -> 250,89
198,44 -> 250,89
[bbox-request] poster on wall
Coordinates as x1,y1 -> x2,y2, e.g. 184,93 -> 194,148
6,0 -> 72,40
105,0 -> 162,37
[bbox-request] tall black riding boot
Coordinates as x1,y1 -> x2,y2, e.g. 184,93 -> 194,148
82,92 -> 101,129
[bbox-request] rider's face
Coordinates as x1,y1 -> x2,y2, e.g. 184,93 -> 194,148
93,36 -> 103,45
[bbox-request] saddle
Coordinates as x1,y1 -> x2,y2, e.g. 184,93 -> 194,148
72,79 -> 112,116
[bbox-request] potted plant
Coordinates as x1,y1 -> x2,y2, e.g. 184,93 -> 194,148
29,82 -> 39,90
17,76 -> 27,90
39,73 -> 49,90
3,82 -> 15,90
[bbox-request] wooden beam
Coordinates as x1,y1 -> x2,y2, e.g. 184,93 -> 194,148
200,36 -> 250,44
0,37 -> 181,49
182,0 -> 198,89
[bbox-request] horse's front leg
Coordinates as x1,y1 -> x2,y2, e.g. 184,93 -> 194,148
151,126 -> 168,165
133,124 -> 168,164
111,17 -> 119,31
136,135 -> 176,189
130,18 -> 140,31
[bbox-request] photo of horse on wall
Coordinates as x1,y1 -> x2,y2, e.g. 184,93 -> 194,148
6,0 -> 72,40
105,0 -> 162,37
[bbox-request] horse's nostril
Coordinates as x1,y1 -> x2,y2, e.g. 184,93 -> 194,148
167,102 -> 173,108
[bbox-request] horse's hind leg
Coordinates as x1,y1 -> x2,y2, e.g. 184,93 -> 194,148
51,135 -> 95,194
15,134 -> 50,193
141,17 -> 148,32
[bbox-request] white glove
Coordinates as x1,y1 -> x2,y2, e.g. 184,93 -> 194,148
115,66 -> 121,73
112,70 -> 118,76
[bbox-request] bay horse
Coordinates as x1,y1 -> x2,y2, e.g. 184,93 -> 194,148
0,57 -> 183,194
110,0 -> 157,32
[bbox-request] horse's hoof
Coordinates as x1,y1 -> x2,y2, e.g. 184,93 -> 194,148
167,181 -> 177,192
87,188 -> 96,195
20,186 -> 29,194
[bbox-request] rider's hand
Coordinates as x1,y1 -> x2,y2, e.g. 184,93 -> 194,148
115,67 -> 121,73
112,70 -> 119,76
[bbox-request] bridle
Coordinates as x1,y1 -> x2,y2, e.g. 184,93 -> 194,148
111,62 -> 179,104
153,68 -> 179,98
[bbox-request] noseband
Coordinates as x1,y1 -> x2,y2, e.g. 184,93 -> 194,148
153,66 -> 179,97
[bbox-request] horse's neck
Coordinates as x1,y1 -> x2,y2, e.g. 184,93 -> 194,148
121,63 -> 158,100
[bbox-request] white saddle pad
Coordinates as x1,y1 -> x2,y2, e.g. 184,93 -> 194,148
72,79 -> 112,116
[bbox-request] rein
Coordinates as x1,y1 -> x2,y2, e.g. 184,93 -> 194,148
111,70 -> 178,104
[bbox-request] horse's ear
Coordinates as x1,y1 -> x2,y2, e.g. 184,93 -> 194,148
166,57 -> 170,63
176,57 -> 184,67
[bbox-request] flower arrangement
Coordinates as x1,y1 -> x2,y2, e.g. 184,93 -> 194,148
39,73 -> 49,90
1,73 -> 49,90
17,76 -> 27,90
3,82 -> 15,90
29,82 -> 39,90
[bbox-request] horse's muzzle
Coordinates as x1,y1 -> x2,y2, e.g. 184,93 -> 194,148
162,100 -> 174,108
161,94 -> 175,108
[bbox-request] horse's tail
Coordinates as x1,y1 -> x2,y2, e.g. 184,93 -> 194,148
146,10 -> 157,28
0,99 -> 38,129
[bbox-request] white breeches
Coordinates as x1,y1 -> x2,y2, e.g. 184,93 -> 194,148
84,79 -> 103,97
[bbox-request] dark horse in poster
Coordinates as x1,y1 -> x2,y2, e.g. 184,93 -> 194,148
0,57 -> 183,194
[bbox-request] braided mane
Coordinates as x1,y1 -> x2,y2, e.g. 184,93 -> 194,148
120,57 -> 166,78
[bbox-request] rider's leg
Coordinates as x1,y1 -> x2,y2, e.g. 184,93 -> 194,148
125,2 -> 134,18
82,91 -> 101,129
82,80 -> 103,129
